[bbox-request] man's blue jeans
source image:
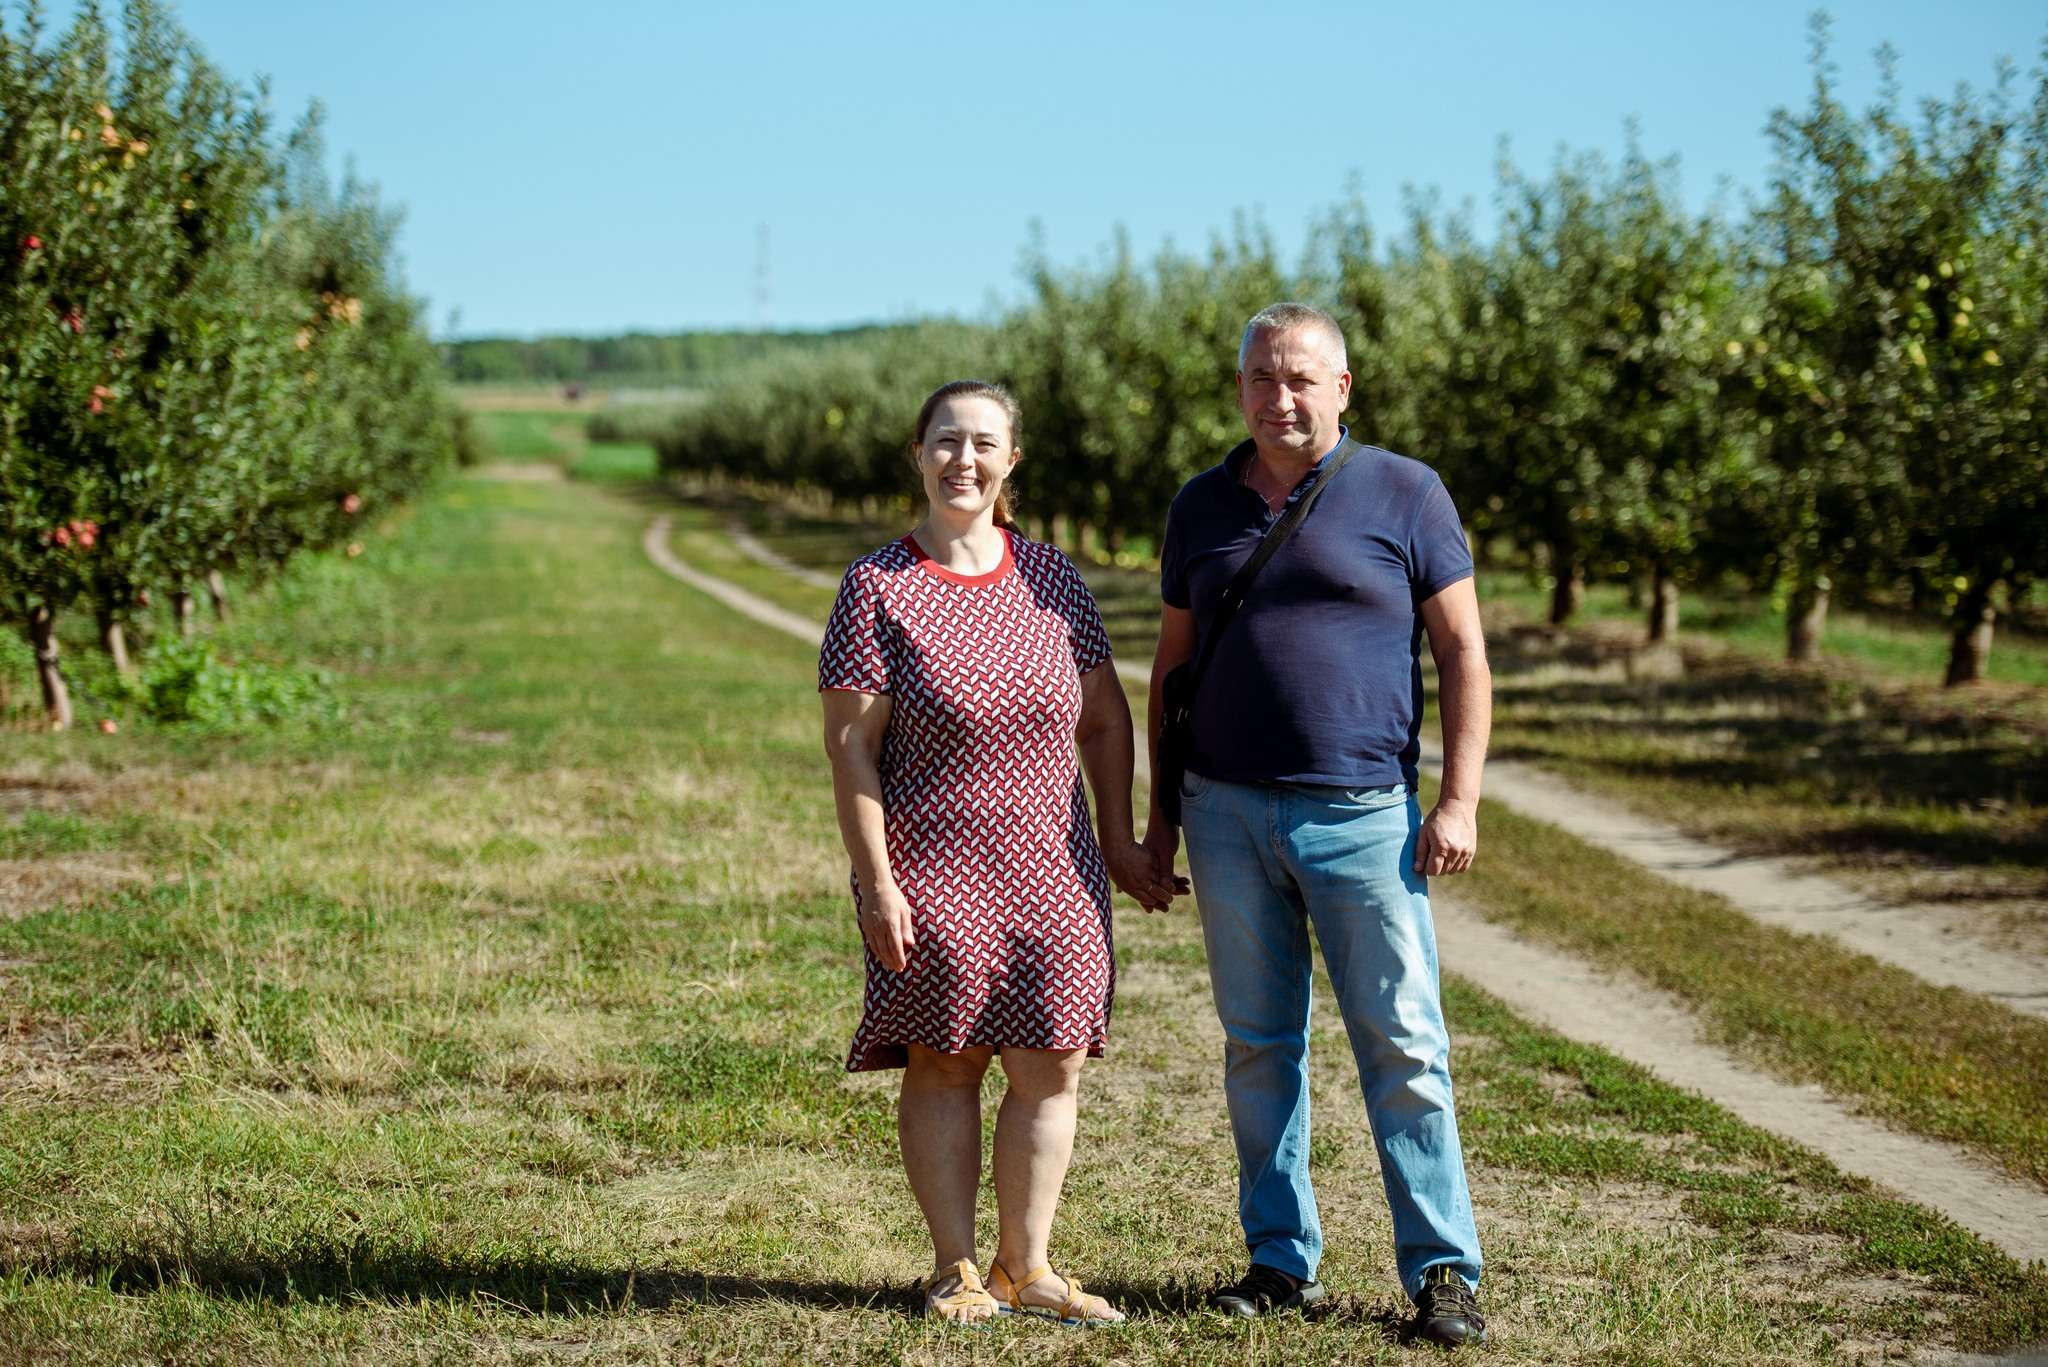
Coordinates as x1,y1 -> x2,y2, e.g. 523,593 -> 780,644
1180,771 -> 1483,1297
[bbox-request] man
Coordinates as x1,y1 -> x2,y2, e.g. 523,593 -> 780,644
1143,303 -> 1490,1347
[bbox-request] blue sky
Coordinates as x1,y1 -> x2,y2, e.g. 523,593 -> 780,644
42,1 -> 2046,337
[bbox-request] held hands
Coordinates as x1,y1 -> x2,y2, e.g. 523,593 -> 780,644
1415,797 -> 1478,877
857,879 -> 917,972
1103,833 -> 1187,913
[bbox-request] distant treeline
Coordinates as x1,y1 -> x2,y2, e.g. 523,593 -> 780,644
442,325 -> 909,385
630,21 -> 2047,688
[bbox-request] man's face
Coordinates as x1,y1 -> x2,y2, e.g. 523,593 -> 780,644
1236,326 -> 1351,463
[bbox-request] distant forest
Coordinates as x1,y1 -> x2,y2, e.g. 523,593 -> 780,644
441,325 -> 910,385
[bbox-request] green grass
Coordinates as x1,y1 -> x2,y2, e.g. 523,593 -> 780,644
3,432 -> 2045,1361
570,438 -> 659,484
468,410 -> 576,464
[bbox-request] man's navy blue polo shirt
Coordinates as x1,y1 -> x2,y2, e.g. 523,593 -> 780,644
1160,431 -> 1474,789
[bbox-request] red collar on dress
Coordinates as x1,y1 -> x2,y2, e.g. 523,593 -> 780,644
901,528 -> 1015,587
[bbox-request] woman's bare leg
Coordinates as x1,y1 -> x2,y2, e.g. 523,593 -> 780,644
992,1047 -> 1118,1318
901,1043 -> 995,1310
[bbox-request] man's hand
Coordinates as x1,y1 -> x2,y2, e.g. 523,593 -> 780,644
1103,837 -> 1181,912
857,881 -> 917,971
1415,798 -> 1478,877
1138,818 -> 1190,908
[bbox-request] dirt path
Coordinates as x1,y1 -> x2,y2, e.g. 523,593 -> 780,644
722,518 -> 845,591
649,511 -> 2048,1265
1437,756 -> 2048,1020
1432,895 -> 2048,1264
643,515 -> 824,647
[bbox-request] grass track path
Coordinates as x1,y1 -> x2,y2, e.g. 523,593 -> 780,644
661,509 -> 2048,1265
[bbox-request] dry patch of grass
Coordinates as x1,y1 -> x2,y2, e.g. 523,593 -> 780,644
0,1012 -> 178,1105
0,853 -> 149,920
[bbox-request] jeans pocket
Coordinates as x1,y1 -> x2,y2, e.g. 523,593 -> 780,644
1180,770 -> 1213,805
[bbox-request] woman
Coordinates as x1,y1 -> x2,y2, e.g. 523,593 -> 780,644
820,380 -> 1174,1325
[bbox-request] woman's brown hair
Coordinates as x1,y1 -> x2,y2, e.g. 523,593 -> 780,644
910,380 -> 1021,529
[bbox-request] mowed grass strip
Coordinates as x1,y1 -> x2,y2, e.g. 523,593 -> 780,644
2,438 -> 2044,1360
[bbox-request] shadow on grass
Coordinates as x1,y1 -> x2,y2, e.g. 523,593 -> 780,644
1487,626 -> 2048,827
4,1245 -> 912,1315
4,1245 -> 1355,1324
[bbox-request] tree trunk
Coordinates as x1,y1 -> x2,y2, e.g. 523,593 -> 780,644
1548,541 -> 1583,626
174,590 -> 196,639
1944,579 -> 1997,686
1786,573 -> 1830,663
206,570 -> 230,624
98,614 -> 133,675
1646,567 -> 1679,644
29,605 -> 73,731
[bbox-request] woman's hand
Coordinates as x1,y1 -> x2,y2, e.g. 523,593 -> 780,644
1139,818 -> 1184,905
1104,838 -> 1186,913
858,880 -> 917,972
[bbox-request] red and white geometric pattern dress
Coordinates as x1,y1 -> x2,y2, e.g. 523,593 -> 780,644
820,529 -> 1117,1072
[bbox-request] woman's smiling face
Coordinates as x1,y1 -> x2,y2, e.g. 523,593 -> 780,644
914,394 -> 1018,521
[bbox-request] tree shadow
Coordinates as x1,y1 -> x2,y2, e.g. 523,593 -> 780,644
1485,626 -> 2048,821
2,1243 -> 911,1316
2,1243 -> 1258,1323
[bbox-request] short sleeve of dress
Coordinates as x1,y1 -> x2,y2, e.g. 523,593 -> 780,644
1055,552 -> 1113,674
820,560 -> 892,694
1408,474 -> 1476,603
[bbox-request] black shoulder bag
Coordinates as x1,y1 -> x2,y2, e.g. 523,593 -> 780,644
1157,437 -> 1361,825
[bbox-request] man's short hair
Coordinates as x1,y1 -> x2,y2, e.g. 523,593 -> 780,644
1238,303 -> 1349,376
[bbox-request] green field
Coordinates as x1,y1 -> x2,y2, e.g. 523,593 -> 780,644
3,422 -> 2045,1363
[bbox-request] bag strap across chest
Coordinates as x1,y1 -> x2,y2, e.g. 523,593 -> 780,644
1184,435 -> 1361,689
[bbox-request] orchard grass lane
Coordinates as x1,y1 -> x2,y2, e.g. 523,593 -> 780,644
3,439 -> 2045,1360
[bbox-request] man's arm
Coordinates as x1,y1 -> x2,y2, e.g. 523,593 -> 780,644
1140,603 -> 1199,875
1417,577 -> 1490,877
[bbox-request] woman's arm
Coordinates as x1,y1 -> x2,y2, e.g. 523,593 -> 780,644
821,688 -> 916,970
1076,663 -> 1179,911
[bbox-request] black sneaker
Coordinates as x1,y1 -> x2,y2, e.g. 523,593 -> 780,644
1412,1266 -> 1487,1347
1209,1263 -> 1326,1317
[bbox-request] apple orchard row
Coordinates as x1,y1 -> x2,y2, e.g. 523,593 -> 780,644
1,1 -> 458,729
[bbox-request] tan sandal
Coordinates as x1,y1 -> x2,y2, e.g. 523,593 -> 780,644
922,1258 -> 998,1324
989,1261 -> 1124,1326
